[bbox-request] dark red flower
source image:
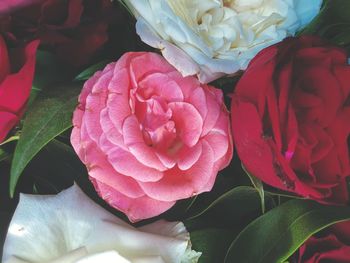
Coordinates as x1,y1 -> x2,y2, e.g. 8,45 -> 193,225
0,0 -> 42,15
231,36 -> 350,204
1,0 -> 118,67
297,222 -> 350,263
0,36 -> 39,142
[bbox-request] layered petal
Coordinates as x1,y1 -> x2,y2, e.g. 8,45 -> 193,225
71,52 -> 232,221
231,36 -> 350,204
2,185 -> 201,263
125,0 -> 321,83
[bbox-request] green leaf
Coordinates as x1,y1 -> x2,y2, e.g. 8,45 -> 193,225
185,186 -> 275,231
118,0 -> 136,16
33,51 -> 63,89
190,229 -> 233,263
28,51 -> 70,107
0,148 -> 10,162
299,0 -> 331,35
10,84 -> 81,197
300,0 -> 350,51
224,199 -> 350,263
0,135 -> 20,146
242,164 -> 265,213
186,187 -> 275,263
74,60 -> 110,81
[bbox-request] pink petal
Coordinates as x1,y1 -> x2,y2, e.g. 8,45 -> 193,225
84,92 -> 107,143
77,70 -> 104,107
204,132 -> 229,162
83,143 -> 145,199
168,102 -> 203,147
139,141 -> 215,202
129,53 -> 174,85
122,115 -> 167,171
200,87 -> 222,136
99,109 -> 126,150
91,179 -> 175,222
155,152 -> 177,169
188,87 -> 208,123
107,147 -> 164,183
113,53 -> 144,73
99,133 -> 127,155
171,72 -> 201,101
177,142 -> 202,170
138,72 -> 184,102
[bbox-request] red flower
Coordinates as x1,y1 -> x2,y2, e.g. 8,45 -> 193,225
1,0 -> 118,67
231,36 -> 350,204
0,36 -> 39,142
297,222 -> 350,262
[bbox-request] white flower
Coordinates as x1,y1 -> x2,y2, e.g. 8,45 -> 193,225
124,0 -> 322,83
2,185 -> 201,263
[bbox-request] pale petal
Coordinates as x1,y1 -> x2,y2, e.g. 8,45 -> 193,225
135,18 -> 200,78
2,185 -> 200,263
125,0 -> 321,83
76,251 -> 130,263
132,256 -> 165,263
294,0 -> 323,27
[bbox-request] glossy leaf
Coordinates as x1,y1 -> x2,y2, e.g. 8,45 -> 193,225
74,60 -> 110,81
28,51 -> 69,106
0,148 -> 10,162
0,136 -> 20,146
185,186 -> 275,231
224,199 -> 350,263
10,84 -> 81,197
190,229 -> 233,263
242,164 -> 265,213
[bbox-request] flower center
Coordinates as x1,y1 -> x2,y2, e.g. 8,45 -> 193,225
167,0 -> 289,58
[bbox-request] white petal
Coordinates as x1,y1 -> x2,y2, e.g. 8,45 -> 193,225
76,251 -> 130,263
2,185 -> 200,263
136,18 -> 200,78
132,256 -> 165,263
4,256 -> 28,263
50,248 -> 89,263
294,0 -> 323,26
125,0 -> 322,83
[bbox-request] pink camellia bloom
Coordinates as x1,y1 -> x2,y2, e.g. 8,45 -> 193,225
71,52 -> 233,222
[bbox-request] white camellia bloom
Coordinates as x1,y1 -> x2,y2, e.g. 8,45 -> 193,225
124,0 -> 322,83
2,185 -> 201,263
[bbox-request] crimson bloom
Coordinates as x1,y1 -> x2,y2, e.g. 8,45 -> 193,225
0,36 -> 39,142
297,222 -> 350,262
231,36 -> 350,204
1,0 -> 118,67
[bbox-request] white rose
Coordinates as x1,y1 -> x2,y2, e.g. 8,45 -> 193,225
2,185 -> 201,263
124,0 -> 322,83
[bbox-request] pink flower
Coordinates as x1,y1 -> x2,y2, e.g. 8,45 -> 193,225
71,52 -> 233,222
